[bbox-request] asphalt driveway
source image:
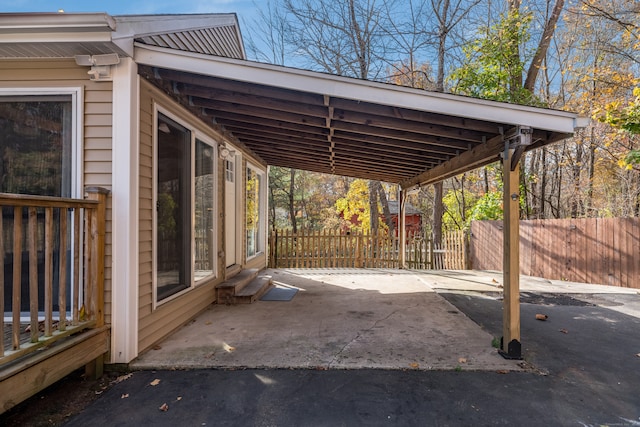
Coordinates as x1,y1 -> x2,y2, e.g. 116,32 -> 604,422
62,269 -> 640,426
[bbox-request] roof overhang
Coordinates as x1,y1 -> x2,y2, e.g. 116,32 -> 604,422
0,12 -> 244,60
134,43 -> 586,188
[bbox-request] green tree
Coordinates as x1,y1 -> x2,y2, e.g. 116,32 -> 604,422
449,8 -> 536,104
599,86 -> 640,168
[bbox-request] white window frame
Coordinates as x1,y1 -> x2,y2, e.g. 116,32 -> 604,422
152,105 -> 219,307
0,87 -> 84,198
245,162 -> 267,261
0,87 -> 83,321
194,132 -> 219,282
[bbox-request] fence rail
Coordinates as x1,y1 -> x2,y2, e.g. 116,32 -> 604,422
470,218 -> 640,289
1,188 -> 108,364
268,229 -> 466,270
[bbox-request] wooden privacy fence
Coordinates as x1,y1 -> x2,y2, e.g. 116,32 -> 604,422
470,218 -> 640,289
1,188 -> 108,365
269,229 -> 466,270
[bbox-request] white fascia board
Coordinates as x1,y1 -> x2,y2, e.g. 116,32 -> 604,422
134,44 -> 582,134
0,13 -> 116,45
0,32 -> 113,43
0,12 -> 116,31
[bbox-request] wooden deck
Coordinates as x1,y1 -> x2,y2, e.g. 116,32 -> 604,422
1,188 -> 110,414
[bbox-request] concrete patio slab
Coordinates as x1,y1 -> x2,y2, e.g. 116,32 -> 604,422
131,269 -> 520,372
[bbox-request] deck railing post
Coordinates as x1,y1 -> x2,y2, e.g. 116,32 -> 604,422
85,187 -> 110,328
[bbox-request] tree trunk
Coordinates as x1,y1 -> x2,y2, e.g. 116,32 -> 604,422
432,181 -> 444,245
289,168 -> 298,233
376,181 -> 394,235
524,0 -> 565,91
369,180 -> 379,233
539,148 -> 547,218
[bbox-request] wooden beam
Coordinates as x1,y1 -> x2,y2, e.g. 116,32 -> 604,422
333,108 -> 487,143
399,131 -> 513,189
329,97 -> 505,134
332,121 -> 473,150
335,130 -> 460,157
501,147 -> 522,359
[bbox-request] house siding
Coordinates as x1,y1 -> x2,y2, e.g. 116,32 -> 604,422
0,59 -> 114,325
139,80 -> 265,353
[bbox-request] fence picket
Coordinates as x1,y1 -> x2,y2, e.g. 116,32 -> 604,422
268,229 -> 465,271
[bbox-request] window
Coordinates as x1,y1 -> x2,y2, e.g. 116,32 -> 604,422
0,92 -> 77,314
246,165 -> 265,258
194,140 -> 215,280
155,112 -> 217,303
225,159 -> 234,183
0,95 -> 73,196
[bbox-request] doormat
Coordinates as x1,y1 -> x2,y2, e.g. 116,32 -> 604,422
260,285 -> 298,301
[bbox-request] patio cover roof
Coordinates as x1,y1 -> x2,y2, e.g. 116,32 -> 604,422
134,44 -> 586,188
0,12 -> 587,188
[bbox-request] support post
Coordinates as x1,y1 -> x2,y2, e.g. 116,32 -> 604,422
399,189 -> 407,268
501,149 -> 521,359
500,127 -> 530,360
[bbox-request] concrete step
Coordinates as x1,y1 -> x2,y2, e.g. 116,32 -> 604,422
215,268 -> 259,304
235,276 -> 273,304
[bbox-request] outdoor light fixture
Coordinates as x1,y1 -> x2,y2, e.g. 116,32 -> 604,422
218,143 -> 231,159
74,53 -> 120,81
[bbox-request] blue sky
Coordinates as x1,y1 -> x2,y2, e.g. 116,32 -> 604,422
0,0 -> 261,24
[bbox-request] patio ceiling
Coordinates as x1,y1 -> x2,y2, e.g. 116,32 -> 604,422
135,44 -> 585,188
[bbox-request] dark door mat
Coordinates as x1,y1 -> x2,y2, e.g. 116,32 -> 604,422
260,286 -> 298,301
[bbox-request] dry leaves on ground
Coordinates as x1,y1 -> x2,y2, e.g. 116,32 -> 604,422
159,403 -> 169,412
150,379 -> 161,386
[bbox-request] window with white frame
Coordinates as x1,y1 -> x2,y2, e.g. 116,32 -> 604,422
0,94 -> 74,197
245,164 -> 265,258
155,112 -> 217,303
0,90 -> 80,315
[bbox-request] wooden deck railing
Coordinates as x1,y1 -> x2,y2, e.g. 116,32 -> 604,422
1,188 -> 108,365
268,229 -> 467,270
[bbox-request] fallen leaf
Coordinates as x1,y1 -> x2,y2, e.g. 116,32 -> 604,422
223,343 -> 236,352
176,396 -> 182,401
636,353 -> 640,358
496,370 -> 509,374
152,345 -> 162,350
559,329 -> 569,334
121,394 -> 129,399
409,362 -> 420,369
535,314 -> 548,321
113,373 -> 133,384
458,357 -> 467,364
150,379 -> 161,386
159,403 -> 169,412
205,321 -> 212,325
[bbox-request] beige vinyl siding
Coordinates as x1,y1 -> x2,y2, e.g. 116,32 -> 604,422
138,80 -> 237,353
0,59 -> 114,325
